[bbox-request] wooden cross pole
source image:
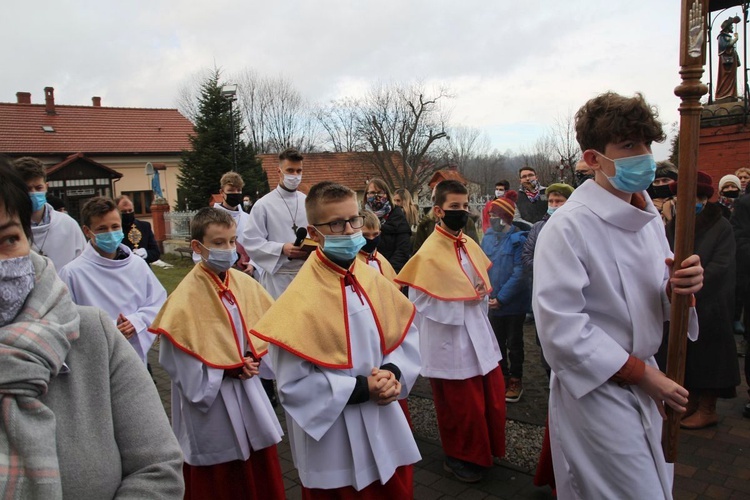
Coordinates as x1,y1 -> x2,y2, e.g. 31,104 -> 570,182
662,0 -> 709,463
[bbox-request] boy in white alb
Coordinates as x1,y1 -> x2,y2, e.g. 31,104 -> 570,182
533,92 -> 704,499
150,207 -> 285,499
252,182 -> 421,499
59,196 -> 165,366
396,180 -> 506,484
13,157 -> 85,272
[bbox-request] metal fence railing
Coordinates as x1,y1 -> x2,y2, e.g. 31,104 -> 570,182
164,210 -> 197,240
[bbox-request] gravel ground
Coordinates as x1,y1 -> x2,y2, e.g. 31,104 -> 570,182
408,322 -> 548,473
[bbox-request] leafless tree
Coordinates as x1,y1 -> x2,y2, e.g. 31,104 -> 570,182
315,98 -> 366,152
175,68 -> 214,122
356,82 -> 452,192
519,134 -> 558,186
444,126 -> 492,169
233,69 -> 320,154
549,112 -> 581,184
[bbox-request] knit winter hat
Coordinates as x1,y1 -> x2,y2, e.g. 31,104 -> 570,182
669,171 -> 714,198
719,174 -> 741,192
490,190 -> 518,224
545,183 -> 574,199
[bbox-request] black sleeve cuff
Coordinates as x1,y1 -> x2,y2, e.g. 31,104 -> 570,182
347,375 -> 370,405
379,363 -> 401,381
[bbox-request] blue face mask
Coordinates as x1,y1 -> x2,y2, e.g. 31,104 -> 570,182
199,243 -> 237,272
547,207 -> 558,216
94,230 -> 124,254
695,203 -> 704,214
599,152 -> 656,193
29,192 -> 47,212
321,231 -> 366,262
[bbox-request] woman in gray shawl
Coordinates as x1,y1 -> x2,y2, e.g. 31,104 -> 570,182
0,158 -> 184,499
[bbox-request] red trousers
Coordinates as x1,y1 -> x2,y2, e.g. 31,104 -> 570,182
301,464 -> 413,500
533,416 -> 556,490
183,444 -> 285,500
398,398 -> 412,428
429,365 -> 506,467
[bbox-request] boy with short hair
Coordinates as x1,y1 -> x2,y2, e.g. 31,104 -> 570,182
13,156 -> 85,272
150,207 -> 285,499
396,179 -> 506,483
252,181 -> 421,498
533,92 -> 703,498
358,210 -> 398,285
59,196 -> 166,366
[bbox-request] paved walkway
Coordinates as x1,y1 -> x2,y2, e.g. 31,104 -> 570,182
149,337 -> 750,499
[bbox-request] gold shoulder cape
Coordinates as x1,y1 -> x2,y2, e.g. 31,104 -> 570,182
356,249 -> 398,287
149,264 -> 273,369
395,224 -> 492,301
251,249 -> 416,369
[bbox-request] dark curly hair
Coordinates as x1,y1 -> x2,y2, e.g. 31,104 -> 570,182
575,92 -> 665,153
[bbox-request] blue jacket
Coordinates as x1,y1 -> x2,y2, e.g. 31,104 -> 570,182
481,226 -> 531,316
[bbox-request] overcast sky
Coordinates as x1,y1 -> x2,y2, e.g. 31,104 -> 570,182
2,1 -> 745,160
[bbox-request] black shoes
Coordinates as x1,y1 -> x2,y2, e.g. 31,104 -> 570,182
443,457 -> 483,483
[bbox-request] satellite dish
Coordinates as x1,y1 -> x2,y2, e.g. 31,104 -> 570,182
145,162 -> 154,176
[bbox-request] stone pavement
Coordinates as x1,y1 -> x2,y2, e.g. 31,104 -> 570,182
148,333 -> 750,499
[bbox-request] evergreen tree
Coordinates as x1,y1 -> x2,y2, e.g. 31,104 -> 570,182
178,70 -> 268,210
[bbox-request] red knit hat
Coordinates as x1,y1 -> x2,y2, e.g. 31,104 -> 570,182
669,171 -> 714,198
490,190 -> 518,224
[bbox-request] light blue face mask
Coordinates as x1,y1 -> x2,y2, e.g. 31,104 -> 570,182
547,207 -> 557,216
94,230 -> 124,254
199,243 -> 238,272
29,192 -> 47,212
695,203 -> 704,214
598,152 -> 656,193
321,231 -> 366,262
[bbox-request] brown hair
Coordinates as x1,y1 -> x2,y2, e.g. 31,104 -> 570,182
220,172 -> 244,190
434,180 -> 468,207
305,181 -> 356,223
81,196 -> 117,227
364,178 -> 393,207
361,210 -> 381,230
13,156 -> 47,182
518,167 -> 536,176
575,92 -> 665,152
190,207 -> 236,242
735,167 -> 750,178
394,188 -> 419,227
114,195 -> 132,206
279,148 -> 304,163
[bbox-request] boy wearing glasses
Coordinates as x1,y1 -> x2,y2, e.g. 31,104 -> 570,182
252,182 -> 421,498
396,180 -> 506,483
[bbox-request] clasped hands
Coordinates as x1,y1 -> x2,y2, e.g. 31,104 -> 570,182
225,355 -> 260,380
367,367 -> 401,406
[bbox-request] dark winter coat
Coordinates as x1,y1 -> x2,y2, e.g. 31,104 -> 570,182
516,188 -> 548,224
667,202 -> 740,392
412,215 -> 480,253
122,218 -> 161,264
377,205 -> 412,273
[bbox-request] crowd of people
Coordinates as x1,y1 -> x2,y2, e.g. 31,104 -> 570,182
0,90 -> 746,499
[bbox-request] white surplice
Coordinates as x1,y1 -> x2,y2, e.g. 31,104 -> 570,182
532,181 -> 698,500
59,243 -> 166,365
31,204 -> 86,273
212,202 -> 250,248
270,285 -> 422,491
159,296 -> 283,466
410,247 -> 502,380
242,186 -> 308,299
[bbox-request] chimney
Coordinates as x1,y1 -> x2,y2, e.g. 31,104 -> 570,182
16,92 -> 31,104
44,87 -> 55,115
92,96 -> 101,107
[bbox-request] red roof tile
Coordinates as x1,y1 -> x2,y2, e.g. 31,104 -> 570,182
259,152 -> 402,192
0,102 -> 194,155
47,152 -> 123,178
428,169 -> 469,188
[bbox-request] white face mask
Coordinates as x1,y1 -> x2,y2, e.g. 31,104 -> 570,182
495,190 -> 505,198
283,174 -> 302,190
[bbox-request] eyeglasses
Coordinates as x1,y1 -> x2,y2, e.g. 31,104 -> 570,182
314,216 -> 365,234
366,191 -> 386,197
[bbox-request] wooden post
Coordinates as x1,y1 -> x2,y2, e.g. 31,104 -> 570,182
150,199 -> 170,255
662,0 -> 708,463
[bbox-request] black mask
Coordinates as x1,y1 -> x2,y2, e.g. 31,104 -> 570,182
441,210 -> 469,231
574,172 -> 594,188
121,212 -> 135,227
647,184 -> 673,200
225,193 -> 243,208
723,190 -> 740,199
362,236 -> 380,254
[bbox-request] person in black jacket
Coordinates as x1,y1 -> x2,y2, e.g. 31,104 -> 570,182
116,196 -> 161,264
730,190 -> 750,419
363,178 -> 412,273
